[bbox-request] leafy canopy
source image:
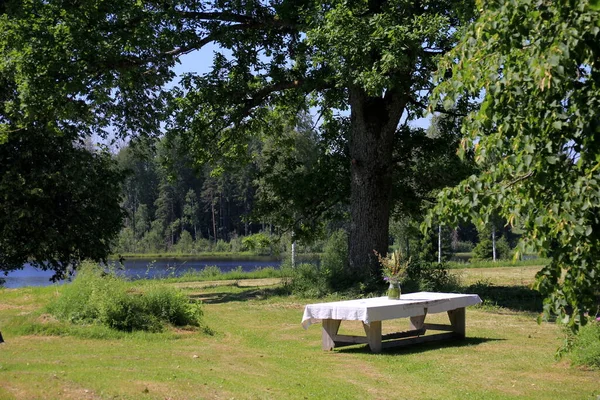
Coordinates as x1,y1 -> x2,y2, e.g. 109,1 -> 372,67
0,3 -> 129,277
429,0 -> 600,329
0,0 -> 474,277
0,128 -> 125,278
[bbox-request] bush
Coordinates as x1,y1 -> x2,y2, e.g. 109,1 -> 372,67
195,238 -> 213,252
403,261 -> 462,293
418,262 -> 462,292
452,240 -> 474,253
570,321 -> 600,369
320,229 -> 348,279
47,263 -> 203,332
230,234 -> 243,253
242,232 -> 272,255
175,231 -> 194,254
472,236 -> 511,261
283,263 -> 329,298
199,265 -> 222,278
284,230 -> 372,297
214,239 -> 231,252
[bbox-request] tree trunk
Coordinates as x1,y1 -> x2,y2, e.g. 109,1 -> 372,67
348,88 -> 406,280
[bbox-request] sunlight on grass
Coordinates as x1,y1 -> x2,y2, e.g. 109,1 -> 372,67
0,266 -> 598,400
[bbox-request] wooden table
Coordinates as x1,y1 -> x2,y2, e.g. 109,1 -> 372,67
301,292 -> 481,353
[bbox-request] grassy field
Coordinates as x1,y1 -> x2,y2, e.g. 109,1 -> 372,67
0,267 -> 598,400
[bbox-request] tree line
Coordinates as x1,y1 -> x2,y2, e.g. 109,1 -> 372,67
113,114 -> 346,255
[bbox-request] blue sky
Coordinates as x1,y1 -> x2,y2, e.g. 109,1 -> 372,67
171,46 -> 431,130
105,45 -> 430,149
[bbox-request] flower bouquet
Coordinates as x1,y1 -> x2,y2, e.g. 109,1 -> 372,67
374,249 -> 410,300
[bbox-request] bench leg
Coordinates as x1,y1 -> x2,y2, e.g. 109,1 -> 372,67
322,319 -> 341,350
409,310 -> 428,331
362,321 -> 382,353
448,307 -> 466,338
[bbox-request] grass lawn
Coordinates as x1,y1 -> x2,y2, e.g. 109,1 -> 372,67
0,267 -> 598,400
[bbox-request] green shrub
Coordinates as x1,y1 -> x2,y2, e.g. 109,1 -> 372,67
242,232 -> 272,255
570,321 -> 600,369
472,236 -> 511,261
195,238 -> 213,252
320,229 -> 348,278
199,265 -> 222,278
230,235 -> 243,253
418,262 -> 462,292
47,263 -> 203,332
452,241 -> 474,253
284,263 -> 329,298
214,239 -> 231,252
284,230 -> 372,297
144,285 -> 203,327
175,231 -> 194,254
403,261 -> 461,293
97,288 -> 162,332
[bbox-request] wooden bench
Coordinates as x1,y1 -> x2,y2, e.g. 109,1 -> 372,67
301,292 -> 481,353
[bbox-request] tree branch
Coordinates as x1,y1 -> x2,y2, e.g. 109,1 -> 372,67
175,10 -> 297,29
238,77 -> 334,117
505,171 -> 534,188
407,96 -> 467,118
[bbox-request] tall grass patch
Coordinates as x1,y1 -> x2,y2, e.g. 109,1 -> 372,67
570,321 -> 600,369
47,263 -> 204,332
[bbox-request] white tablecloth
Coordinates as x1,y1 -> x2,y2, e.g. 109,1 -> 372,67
301,292 -> 482,329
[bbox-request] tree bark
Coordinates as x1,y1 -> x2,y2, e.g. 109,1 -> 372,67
348,88 -> 406,279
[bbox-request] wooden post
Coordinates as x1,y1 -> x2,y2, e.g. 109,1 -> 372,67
362,321 -> 382,353
322,319 -> 341,351
448,308 -> 466,338
492,224 -> 497,262
438,225 -> 442,264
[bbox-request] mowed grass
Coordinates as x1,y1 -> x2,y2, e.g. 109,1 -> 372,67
0,267 -> 598,400
455,265 -> 543,287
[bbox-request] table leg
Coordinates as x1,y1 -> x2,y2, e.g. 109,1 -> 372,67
362,321 -> 382,353
322,319 -> 341,350
448,307 -> 466,338
409,311 -> 428,331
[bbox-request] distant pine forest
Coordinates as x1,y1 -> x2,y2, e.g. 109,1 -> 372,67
113,133 -> 330,256
114,135 -> 520,261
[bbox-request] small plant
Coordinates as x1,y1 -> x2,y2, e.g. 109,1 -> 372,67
374,249 -> 410,283
199,265 -> 222,278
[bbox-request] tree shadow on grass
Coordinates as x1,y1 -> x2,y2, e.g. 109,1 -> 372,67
465,283 -> 543,313
337,336 -> 504,355
189,287 -> 288,304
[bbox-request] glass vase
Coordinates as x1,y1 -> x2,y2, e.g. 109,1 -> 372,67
387,280 -> 401,300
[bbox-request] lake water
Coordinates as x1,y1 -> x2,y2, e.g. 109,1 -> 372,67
1,257 -> 284,289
